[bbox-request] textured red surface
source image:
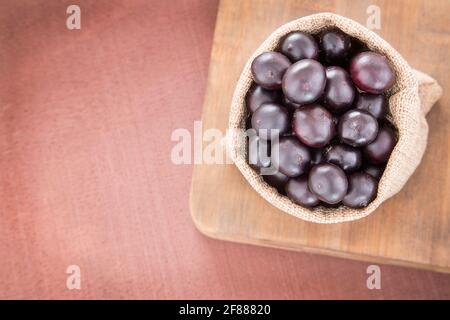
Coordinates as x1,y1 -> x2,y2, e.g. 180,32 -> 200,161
0,0 -> 449,299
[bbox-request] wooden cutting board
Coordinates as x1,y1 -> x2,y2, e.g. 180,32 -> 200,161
190,0 -> 450,273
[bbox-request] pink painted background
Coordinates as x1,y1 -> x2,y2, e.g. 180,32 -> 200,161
0,0 -> 448,299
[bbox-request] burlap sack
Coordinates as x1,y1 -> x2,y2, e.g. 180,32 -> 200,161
228,13 -> 442,224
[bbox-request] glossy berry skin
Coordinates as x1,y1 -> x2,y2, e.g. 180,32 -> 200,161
248,135 -> 271,168
285,177 -> 320,207
363,125 -> 397,164
350,52 -> 395,94
272,136 -> 311,177
280,32 -> 319,62
338,110 -> 378,147
363,164 -> 385,180
282,59 -> 326,105
251,103 -> 290,140
343,172 -> 378,208
319,30 -> 351,64
324,144 -> 362,172
264,170 -> 289,194
323,66 -> 356,113
246,85 -> 281,113
354,92 -> 387,119
251,52 -> 291,90
308,163 -> 348,204
292,104 -> 335,148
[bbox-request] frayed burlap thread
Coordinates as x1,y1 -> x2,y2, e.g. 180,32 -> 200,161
228,13 -> 442,224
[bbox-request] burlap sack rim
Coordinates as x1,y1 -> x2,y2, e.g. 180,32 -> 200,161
228,13 -> 423,224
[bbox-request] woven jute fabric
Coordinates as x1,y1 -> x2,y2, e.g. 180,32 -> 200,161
228,13 -> 442,224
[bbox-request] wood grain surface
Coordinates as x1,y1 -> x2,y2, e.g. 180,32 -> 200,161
191,0 -> 450,273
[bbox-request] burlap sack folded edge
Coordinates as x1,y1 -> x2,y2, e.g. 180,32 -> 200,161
228,13 -> 443,224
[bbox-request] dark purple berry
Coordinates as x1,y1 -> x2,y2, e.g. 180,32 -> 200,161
319,30 -> 351,64
324,144 -> 362,172
251,52 -> 291,90
272,136 -> 311,177
338,110 -> 378,147
354,92 -> 387,119
350,51 -> 395,94
363,125 -> 397,164
246,84 -> 281,113
251,103 -> 290,140
292,103 -> 335,148
285,177 -> 320,207
343,172 -> 378,208
282,59 -> 326,104
323,66 -> 356,113
363,164 -> 385,180
264,171 -> 289,193
280,32 -> 319,62
308,163 -> 348,204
